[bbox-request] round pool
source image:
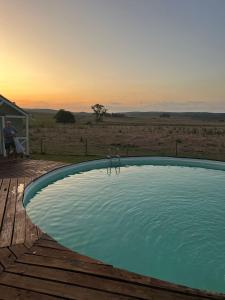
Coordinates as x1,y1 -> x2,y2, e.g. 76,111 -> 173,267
24,157 -> 225,293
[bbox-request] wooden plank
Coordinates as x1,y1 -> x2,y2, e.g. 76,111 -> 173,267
27,245 -> 109,265
6,262 -> 192,300
0,248 -> 15,260
16,177 -> 26,205
0,284 -> 61,299
25,215 -> 38,247
34,238 -> 74,251
0,247 -> 16,269
17,254 -> 224,300
0,272 -> 135,300
9,244 -> 28,259
16,253 -> 154,285
0,160 -> 66,179
37,237 -> 105,265
37,227 -> 44,238
39,233 -> 55,241
12,178 -> 26,245
24,177 -> 34,187
0,179 -> 10,229
0,178 -> 17,247
35,237 -> 106,266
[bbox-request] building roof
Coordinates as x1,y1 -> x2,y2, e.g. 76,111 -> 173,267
0,94 -> 28,116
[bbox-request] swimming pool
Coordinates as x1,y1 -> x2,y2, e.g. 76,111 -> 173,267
24,157 -> 225,294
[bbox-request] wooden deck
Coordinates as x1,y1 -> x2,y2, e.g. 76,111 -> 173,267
0,159 -> 224,299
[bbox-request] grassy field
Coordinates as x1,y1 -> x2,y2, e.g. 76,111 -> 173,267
29,111 -> 225,163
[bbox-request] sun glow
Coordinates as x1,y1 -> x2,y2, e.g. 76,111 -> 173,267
1,0 -> 225,112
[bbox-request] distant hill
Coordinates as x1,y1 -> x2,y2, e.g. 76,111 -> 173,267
25,108 -> 58,114
125,111 -> 225,121
24,108 -> 225,122
25,108 -> 91,116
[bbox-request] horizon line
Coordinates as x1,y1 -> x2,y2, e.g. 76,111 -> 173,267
23,108 -> 225,114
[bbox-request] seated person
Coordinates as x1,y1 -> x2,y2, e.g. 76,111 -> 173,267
3,121 -> 17,157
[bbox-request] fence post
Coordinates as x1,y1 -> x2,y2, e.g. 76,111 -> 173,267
175,139 -> 182,157
85,138 -> 88,155
41,138 -> 45,154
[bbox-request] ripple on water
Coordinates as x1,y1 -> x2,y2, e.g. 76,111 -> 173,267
26,164 -> 225,293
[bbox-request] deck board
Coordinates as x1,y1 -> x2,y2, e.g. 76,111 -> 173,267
12,178 -> 26,245
25,215 -> 38,247
27,245 -> 108,265
0,272 -> 136,300
5,262 -> 201,300
0,284 -> 60,300
0,179 -> 10,229
0,159 -> 224,299
9,244 -> 28,259
0,247 -> 16,269
0,178 -> 17,247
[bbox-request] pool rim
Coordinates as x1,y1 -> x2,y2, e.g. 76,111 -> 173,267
23,156 -> 225,298
24,156 -> 225,207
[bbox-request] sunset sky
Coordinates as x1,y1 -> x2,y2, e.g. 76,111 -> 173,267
1,0 -> 225,112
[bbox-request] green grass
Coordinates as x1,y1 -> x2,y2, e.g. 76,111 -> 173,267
31,153 -> 102,164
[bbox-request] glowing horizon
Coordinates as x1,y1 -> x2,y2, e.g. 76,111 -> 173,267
1,0 -> 225,113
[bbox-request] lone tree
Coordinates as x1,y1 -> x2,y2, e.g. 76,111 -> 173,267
91,104 -> 107,122
54,109 -> 75,123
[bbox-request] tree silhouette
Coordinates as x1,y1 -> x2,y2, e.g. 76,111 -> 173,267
54,109 -> 75,123
91,104 -> 107,122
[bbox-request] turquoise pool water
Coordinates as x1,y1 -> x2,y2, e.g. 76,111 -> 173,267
25,158 -> 225,293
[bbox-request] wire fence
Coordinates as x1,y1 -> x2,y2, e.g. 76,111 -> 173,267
30,124 -> 225,161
